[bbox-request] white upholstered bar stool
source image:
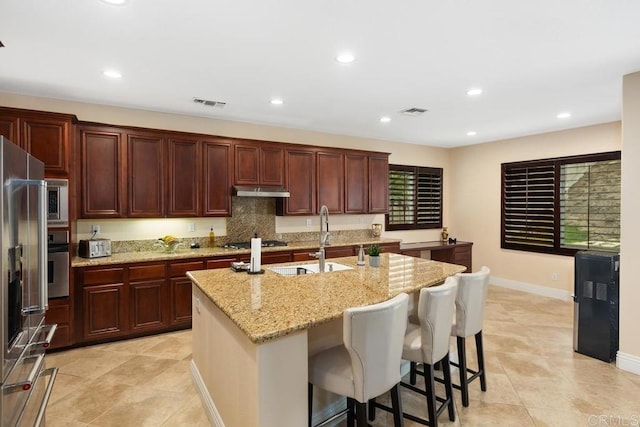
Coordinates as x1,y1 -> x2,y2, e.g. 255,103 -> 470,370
308,293 -> 409,427
374,277 -> 458,427
450,266 -> 491,407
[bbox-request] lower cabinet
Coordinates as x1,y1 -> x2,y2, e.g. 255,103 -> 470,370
45,298 -> 72,349
83,283 -> 127,340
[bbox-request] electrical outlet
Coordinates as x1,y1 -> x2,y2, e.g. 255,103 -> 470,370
91,224 -> 100,235
551,273 -> 559,281
188,223 -> 195,232
306,219 -> 312,227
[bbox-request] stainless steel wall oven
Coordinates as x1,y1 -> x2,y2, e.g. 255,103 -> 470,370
47,231 -> 69,299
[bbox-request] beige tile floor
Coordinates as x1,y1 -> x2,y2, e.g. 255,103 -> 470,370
45,286 -> 640,426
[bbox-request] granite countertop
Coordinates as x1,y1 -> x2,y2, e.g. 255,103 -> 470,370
71,238 -> 401,267
188,253 -> 465,344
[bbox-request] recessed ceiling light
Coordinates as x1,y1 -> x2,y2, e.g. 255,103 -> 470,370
557,112 -> 572,119
270,98 -> 284,105
467,88 -> 483,96
336,53 -> 355,64
103,69 -> 122,79
466,131 -> 477,136
379,116 -> 391,123
100,0 -> 127,5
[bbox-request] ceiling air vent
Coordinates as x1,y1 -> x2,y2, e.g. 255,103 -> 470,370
0,41 -> 5,48
400,107 -> 428,116
193,98 -> 226,108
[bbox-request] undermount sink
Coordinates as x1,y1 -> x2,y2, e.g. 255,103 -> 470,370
268,262 -> 353,276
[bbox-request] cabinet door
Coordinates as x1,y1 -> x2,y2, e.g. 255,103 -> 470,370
167,137 -> 200,217
345,154 -> 368,214
325,246 -> 355,258
45,298 -> 72,349
0,113 -> 19,143
317,151 -> 344,213
83,283 -> 127,340
130,279 -> 168,331
368,155 -> 389,213
277,149 -> 316,215
260,144 -> 284,186
127,132 -> 165,217
21,115 -> 72,177
234,143 -> 260,185
170,277 -> 193,326
79,126 -> 124,217
203,139 -> 233,216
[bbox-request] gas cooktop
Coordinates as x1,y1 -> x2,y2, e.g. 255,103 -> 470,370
223,240 -> 288,250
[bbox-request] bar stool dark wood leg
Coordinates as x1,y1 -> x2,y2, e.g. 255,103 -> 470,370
368,397 -> 376,421
475,331 -> 487,391
347,397 -> 355,427
410,361 -> 417,385
356,401 -> 367,426
442,353 -> 456,421
424,364 -> 437,427
308,383 -> 313,427
390,384 -> 403,427
457,336 -> 470,407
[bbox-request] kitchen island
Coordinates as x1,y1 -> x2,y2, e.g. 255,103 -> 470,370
188,253 -> 465,427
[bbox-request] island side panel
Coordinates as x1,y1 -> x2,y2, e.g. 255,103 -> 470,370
192,284 -> 308,426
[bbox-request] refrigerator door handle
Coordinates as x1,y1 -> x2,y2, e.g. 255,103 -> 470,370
37,179 -> 48,311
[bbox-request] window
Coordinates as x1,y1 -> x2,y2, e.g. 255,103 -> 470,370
501,151 -> 621,255
387,165 -> 443,230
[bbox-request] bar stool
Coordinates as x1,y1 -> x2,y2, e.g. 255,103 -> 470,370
308,293 -> 409,427
373,277 -> 458,426
450,266 -> 491,407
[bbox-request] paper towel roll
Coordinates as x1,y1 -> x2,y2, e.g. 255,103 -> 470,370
250,237 -> 261,272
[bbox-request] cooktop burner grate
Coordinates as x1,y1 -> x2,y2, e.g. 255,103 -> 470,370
223,240 -> 288,250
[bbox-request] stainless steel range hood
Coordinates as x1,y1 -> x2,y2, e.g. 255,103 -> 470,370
233,185 -> 290,198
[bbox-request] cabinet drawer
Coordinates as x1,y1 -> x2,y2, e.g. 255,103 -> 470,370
169,260 -> 204,277
454,245 -> 471,256
293,251 -> 316,262
206,257 -> 237,270
129,263 -> 166,281
82,267 -> 125,285
48,324 -> 71,349
46,303 -> 69,324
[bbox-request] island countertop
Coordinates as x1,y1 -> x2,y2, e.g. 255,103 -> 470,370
187,253 -> 465,344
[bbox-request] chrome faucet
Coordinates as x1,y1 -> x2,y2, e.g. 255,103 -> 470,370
310,205 -> 330,272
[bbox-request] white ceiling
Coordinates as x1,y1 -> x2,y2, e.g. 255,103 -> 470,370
2,0 -> 640,147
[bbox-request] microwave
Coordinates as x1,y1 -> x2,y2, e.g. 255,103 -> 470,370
46,178 -> 69,227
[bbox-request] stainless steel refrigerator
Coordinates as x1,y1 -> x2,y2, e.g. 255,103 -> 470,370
1,136 -> 58,426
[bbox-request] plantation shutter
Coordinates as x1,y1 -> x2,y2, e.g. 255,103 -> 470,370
416,168 -> 442,227
388,167 -> 416,228
502,163 -> 556,249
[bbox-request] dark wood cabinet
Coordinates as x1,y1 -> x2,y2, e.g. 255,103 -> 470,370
235,141 -> 284,186
79,125 -> 124,217
325,246 -> 355,258
345,154 -> 368,214
0,108 -> 74,177
127,132 -> 165,217
202,138 -> 233,216
368,154 -> 389,213
45,298 -> 72,349
238,251 -> 293,264
317,151 -> 344,213
401,241 -> 473,272
169,260 -> 203,326
167,137 -> 200,217
277,148 -> 316,215
129,263 -> 167,332
79,266 -> 127,341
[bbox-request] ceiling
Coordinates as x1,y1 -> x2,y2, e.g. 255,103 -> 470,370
2,1 -> 640,148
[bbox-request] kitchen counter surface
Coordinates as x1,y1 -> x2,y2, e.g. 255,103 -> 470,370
188,253 -> 465,344
71,238 -> 401,267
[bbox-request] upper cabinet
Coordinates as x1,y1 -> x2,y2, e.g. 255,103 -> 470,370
344,153 -> 368,214
368,154 -> 389,213
277,148 -> 316,215
78,124 -> 232,219
0,107 -> 74,177
79,125 -> 125,218
317,151 -> 344,214
234,141 -> 284,186
127,131 -> 165,217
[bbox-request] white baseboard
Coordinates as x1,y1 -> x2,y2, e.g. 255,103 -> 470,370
490,276 -> 572,301
616,351 -> 640,375
190,360 -> 225,427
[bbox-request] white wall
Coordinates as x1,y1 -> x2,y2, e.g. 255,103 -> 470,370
449,122 -> 621,294
619,72 -> 640,372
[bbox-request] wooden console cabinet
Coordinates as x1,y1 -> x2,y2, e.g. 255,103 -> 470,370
400,241 -> 473,272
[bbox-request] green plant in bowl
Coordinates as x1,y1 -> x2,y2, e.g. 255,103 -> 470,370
368,244 -> 381,256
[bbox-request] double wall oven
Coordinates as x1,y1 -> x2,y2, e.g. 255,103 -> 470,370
1,137 -> 58,426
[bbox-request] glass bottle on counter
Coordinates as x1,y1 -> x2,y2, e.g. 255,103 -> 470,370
209,227 -> 215,247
